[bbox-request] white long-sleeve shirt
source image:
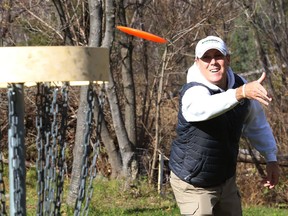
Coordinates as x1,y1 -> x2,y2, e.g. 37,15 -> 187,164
183,63 -> 277,162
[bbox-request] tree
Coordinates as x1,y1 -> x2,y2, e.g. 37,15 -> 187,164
240,0 -> 287,90
235,0 -> 288,155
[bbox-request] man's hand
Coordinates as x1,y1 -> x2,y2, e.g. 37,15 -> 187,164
236,72 -> 272,106
263,161 -> 279,189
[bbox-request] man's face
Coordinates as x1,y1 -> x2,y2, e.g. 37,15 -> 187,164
195,49 -> 230,89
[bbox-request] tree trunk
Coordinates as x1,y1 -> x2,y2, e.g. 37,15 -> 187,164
88,0 -> 123,178
106,77 -> 136,178
93,98 -> 123,178
117,0 -> 137,148
150,47 -> 167,183
103,0 -> 138,179
66,86 -> 89,206
121,46 -> 137,147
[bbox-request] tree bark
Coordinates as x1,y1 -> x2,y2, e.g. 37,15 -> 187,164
89,0 -> 123,178
103,0 -> 138,179
66,86 -> 89,206
117,0 -> 137,148
121,46 -> 137,147
93,97 -> 123,178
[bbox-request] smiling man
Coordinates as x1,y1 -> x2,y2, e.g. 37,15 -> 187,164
169,36 -> 279,216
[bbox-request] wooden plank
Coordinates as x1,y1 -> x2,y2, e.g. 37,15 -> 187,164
0,46 -> 109,87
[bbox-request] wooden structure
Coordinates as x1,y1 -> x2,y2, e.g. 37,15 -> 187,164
0,46 -> 109,215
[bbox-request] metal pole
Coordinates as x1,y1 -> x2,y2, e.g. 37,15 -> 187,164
8,84 -> 26,215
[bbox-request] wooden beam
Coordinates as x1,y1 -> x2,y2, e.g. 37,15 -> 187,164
0,46 -> 109,87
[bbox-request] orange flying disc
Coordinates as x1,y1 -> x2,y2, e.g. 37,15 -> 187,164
117,26 -> 167,44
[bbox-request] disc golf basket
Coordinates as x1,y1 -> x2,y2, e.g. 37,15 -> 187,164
0,46 -> 109,215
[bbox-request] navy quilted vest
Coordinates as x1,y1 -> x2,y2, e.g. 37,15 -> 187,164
169,74 -> 250,187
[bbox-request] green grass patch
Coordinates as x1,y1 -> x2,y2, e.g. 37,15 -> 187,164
243,206 -> 288,216
87,177 -> 179,215
1,167 -> 287,215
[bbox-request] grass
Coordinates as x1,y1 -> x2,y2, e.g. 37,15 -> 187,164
86,177 -> 180,215
1,167 -> 288,215
243,206 -> 288,216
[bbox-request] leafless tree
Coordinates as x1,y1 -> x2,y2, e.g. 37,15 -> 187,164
236,0 -> 288,99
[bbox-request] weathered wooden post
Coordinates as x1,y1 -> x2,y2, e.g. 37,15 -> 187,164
158,152 -> 164,194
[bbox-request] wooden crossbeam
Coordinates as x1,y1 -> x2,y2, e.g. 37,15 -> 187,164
0,46 -> 109,87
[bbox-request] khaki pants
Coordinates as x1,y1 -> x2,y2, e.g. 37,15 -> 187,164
170,171 -> 242,216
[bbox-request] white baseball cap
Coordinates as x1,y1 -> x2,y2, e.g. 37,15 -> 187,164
195,36 -> 229,58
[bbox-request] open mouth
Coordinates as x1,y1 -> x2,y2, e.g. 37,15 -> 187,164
210,69 -> 219,73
